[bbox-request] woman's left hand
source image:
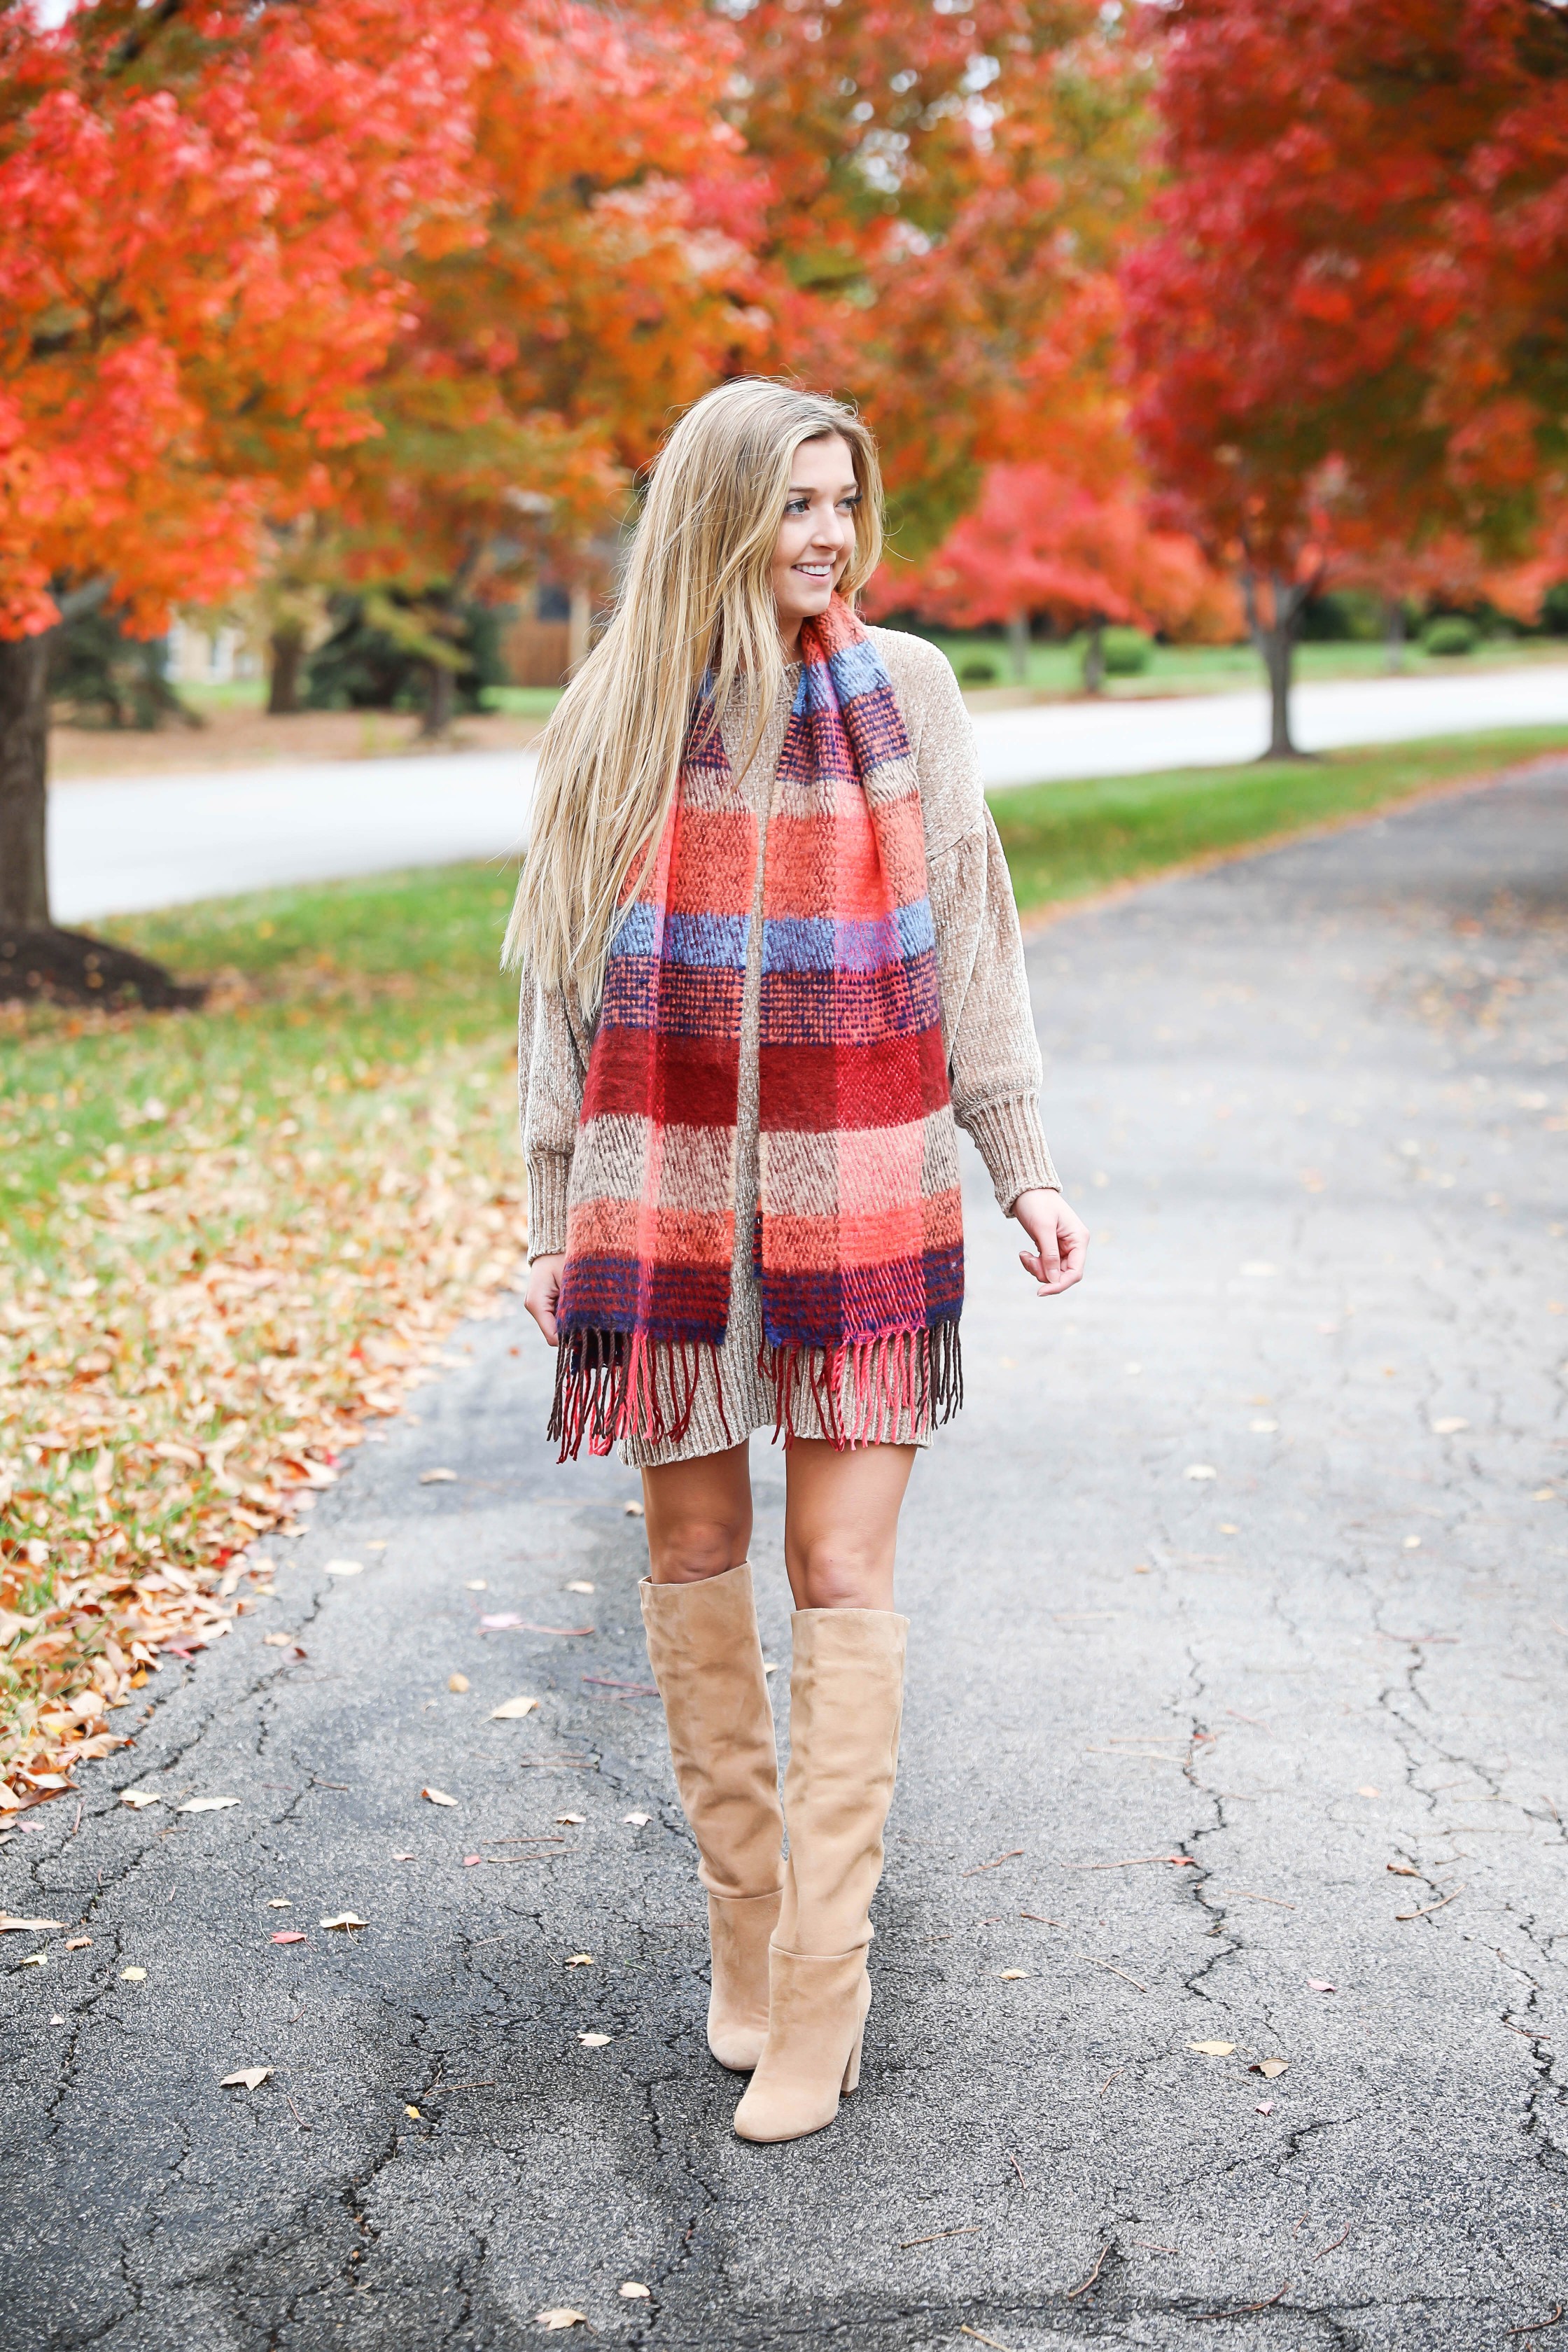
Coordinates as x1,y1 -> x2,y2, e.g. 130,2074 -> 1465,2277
1012,1187 -> 1089,1296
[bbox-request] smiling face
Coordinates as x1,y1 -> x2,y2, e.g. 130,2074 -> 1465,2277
769,432 -> 861,654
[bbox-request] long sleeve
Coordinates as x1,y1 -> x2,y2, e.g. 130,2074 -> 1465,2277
879,627 -> 1060,1212
517,962 -> 589,1259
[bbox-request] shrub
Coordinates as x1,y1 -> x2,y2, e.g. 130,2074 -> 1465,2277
1102,626 -> 1153,676
958,656 -> 1000,685
1422,615 -> 1478,657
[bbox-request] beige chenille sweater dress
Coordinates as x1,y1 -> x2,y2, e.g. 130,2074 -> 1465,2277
518,626 -> 1060,1466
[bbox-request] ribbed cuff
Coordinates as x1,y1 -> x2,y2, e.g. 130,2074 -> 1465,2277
963,1094 -> 1060,1214
526,1154 -> 572,1259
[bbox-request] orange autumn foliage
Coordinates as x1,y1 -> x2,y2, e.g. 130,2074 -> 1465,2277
0,0 -> 486,641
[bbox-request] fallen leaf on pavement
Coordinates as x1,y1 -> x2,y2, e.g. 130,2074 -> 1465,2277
490,1695 -> 539,1719
320,1912 -> 367,1931
421,1787 -> 458,1807
623,1812 -> 650,1826
222,2066 -> 273,2090
65,1935 -> 91,1949
578,2032 -> 610,2047
1184,1464 -> 1217,1480
479,1614 -> 523,1631
448,1674 -> 470,1693
120,1966 -> 146,1980
120,1791 -> 160,1809
566,1952 -> 593,1967
323,1560 -> 363,1577
1187,2040 -> 1235,2056
0,1914 -> 64,1933
392,1851 -> 414,1861
556,1812 -> 586,1826
178,1796 -> 240,1813
1308,1978 -> 1336,1992
420,1469 -> 457,1485
619,2283 -> 650,2300
463,1578 -> 487,1590
1254,2101 -> 1275,2114
535,2314 -> 588,2332
262,1633 -> 294,1648
20,1952 -> 46,1966
1250,2059 -> 1289,2078
1432,1418 -> 1469,1434
998,1969 -> 1030,1980
271,1931 -> 307,1945
1387,1862 -> 1420,1876
463,1855 -> 482,1866
566,1581 -> 595,1594
623,1499 -> 643,1516
1357,1785 -> 1380,1798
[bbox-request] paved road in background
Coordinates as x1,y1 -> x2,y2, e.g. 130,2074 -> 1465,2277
8,762 -> 1568,2348
50,661 -> 1568,921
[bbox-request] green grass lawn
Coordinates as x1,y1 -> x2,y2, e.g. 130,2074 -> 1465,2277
990,727 -> 1568,915
3,864 -> 522,1259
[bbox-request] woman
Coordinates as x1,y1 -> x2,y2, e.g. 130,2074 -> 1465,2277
510,379 -> 1086,2144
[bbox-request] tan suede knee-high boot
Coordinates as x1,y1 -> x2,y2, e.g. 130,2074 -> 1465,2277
733,1606 -> 907,2143
640,1564 -> 785,2071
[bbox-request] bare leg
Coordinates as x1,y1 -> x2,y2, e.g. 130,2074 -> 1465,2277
783,1438 -> 916,1611
641,1443 -> 752,1585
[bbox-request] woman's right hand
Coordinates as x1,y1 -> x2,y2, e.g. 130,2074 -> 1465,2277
525,1253 -> 566,1345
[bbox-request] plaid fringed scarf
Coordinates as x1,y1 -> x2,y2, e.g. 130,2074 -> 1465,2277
550,595 -> 964,1460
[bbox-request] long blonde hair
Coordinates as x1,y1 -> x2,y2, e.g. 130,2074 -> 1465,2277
503,379 -> 884,1009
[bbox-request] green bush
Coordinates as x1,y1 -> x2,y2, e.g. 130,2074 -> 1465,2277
1300,589 -> 1382,642
48,609 -> 200,732
958,657 -> 1000,685
1102,627 -> 1153,676
1422,615 -> 1478,657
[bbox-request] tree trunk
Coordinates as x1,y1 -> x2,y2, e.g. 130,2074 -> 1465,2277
1382,595 -> 1406,674
421,657 -> 456,738
0,631 -> 51,932
267,625 -> 307,715
1081,617 -> 1107,696
0,624 -> 202,1007
1007,610 -> 1030,684
1242,568 -> 1312,759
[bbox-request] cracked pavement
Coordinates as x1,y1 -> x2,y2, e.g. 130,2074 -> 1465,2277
5,762 -> 1568,2350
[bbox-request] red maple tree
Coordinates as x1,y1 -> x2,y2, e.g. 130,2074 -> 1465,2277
1121,0 -> 1568,755
873,456 -> 1238,682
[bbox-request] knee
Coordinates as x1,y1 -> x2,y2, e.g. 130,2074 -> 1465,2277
649,1511 -> 748,1586
791,1538 -> 886,1612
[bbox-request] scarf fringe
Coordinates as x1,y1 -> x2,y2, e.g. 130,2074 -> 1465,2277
550,1329 -> 722,1464
550,1322 -> 963,1462
763,1321 -> 964,1450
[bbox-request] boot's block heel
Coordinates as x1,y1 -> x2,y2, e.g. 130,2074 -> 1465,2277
841,2016 -> 866,2096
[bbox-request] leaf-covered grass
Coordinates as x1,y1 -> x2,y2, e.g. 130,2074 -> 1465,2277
990,727 -> 1568,915
0,864 -> 525,1803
